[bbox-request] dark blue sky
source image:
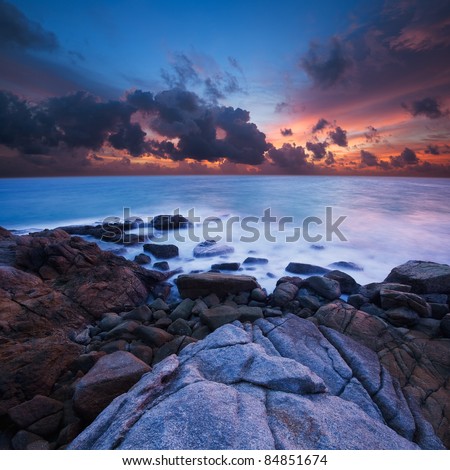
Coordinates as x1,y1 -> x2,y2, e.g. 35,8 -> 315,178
1,0 -> 449,176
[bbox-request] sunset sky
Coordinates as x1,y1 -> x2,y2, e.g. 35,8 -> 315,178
1,0 -> 449,176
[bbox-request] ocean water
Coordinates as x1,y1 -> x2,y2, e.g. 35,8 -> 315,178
1,175 -> 449,292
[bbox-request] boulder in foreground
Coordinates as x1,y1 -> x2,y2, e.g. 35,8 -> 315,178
177,273 -> 259,299
69,315 -> 442,450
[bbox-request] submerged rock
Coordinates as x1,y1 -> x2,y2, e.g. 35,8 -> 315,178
69,315 -> 440,450
193,240 -> 234,258
150,214 -> 191,231
285,262 -> 330,275
143,243 -> 179,259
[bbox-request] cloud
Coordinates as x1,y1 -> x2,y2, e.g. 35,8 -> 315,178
424,144 -> 440,155
364,125 -> 381,143
0,0 -> 58,51
267,143 -> 312,173
390,147 -> 420,167
360,150 -> 379,167
280,128 -> 293,136
306,141 -> 328,160
402,97 -> 448,119
312,118 -> 330,133
328,126 -> 348,147
325,151 -> 335,165
300,38 -> 352,89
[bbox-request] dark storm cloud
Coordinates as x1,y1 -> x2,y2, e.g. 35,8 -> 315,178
280,128 -> 293,136
328,126 -> 348,147
360,150 -> 379,167
364,125 -> 381,143
402,97 -> 448,119
306,141 -> 328,160
312,118 -> 330,133
267,143 -> 312,172
424,144 -> 440,155
390,147 -> 420,167
325,151 -> 335,165
300,38 -> 352,89
0,87 -> 269,166
0,0 -> 58,51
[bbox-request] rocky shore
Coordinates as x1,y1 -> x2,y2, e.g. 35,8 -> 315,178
0,224 -> 449,450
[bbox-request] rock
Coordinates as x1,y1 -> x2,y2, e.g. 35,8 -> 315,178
8,395 -> 63,429
380,289 -> 431,317
303,276 -> 341,300
70,352 -> 105,374
135,326 -> 174,347
153,261 -> 170,271
429,303 -> 449,320
441,314 -> 450,338
238,306 -> 264,322
422,293 -> 448,304
100,339 -> 128,354
385,260 -> 450,294
69,316 -> 435,450
385,307 -> 420,327
26,439 -> 51,450
243,257 -> 268,265
328,261 -> 364,271
169,298 -> 195,321
193,240 -> 234,258
415,318 -> 442,337
129,343 -> 154,365
191,325 -> 211,340
359,303 -> 386,318
359,282 -> 412,303
200,305 -> 241,330
152,337 -> 197,365
143,243 -> 179,259
154,318 -> 172,329
149,298 -> 170,311
251,288 -> 267,302
134,253 -> 151,265
150,214 -> 191,231
272,282 -> 298,307
177,273 -> 259,299
325,270 -> 359,294
297,295 -> 322,311
203,293 -> 221,307
233,291 -> 250,304
105,320 -> 139,340
98,313 -> 123,332
11,430 -> 42,450
73,351 -> 150,422
167,318 -> 193,336
211,262 -> 241,271
264,307 -> 283,318
285,262 -> 330,275
191,299 -> 208,315
347,294 -> 368,309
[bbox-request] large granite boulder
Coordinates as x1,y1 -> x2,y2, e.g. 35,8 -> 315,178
385,260 -> 450,294
69,315 -> 442,450
177,273 -> 259,299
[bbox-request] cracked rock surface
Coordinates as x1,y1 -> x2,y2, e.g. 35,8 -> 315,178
69,315 -> 443,450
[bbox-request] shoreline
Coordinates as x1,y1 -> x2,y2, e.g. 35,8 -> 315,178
0,225 -> 449,450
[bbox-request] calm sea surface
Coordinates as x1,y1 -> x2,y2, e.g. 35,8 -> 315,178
1,175 -> 449,291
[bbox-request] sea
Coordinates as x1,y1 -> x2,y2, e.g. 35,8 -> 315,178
1,175 -> 449,292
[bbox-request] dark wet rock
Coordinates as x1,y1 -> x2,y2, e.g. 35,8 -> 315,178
191,299 -> 208,315
243,257 -> 269,265
8,395 -> 63,431
385,260 -> 450,294
385,307 -> 420,327
359,282 -> 412,304
122,305 -> 153,322
264,307 -> 283,318
69,316 -> 436,450
98,313 -> 123,332
211,262 -> 240,271
422,293 -> 448,304
134,253 -> 151,265
272,282 -> 298,307
150,214 -> 191,231
153,261 -> 170,271
429,303 -> 449,320
359,303 -> 386,318
203,293 -> 221,307
297,295 -> 322,312
193,240 -> 234,258
73,351 -> 150,422
154,318 -> 172,329
347,294 -> 368,309
251,288 -> 267,302
286,262 -> 330,275
325,270 -> 360,294
311,244 -> 325,250
191,325 -> 211,340
11,430 -> 43,450
441,314 -> 450,338
135,326 -> 174,347
200,305 -> 241,330
380,289 -> 431,317
129,343 -> 153,365
177,273 -> 259,299
303,276 -> 341,301
149,298 -> 170,311
329,261 -> 363,271
414,318 -> 442,337
167,318 -> 193,336
233,291 -> 250,305
152,337 -> 197,365
105,320 -> 139,341
99,340 -> 128,354
169,298 -> 195,321
143,243 -> 179,259
238,306 -> 264,322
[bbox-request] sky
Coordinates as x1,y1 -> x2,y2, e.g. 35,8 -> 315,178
0,0 -> 449,177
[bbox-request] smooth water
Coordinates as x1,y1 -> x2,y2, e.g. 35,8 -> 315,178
1,175 -> 449,291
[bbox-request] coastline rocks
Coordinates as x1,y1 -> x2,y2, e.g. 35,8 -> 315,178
134,253 -> 151,265
302,276 -> 341,301
385,260 -> 450,294
211,262 -> 241,271
243,257 -> 269,265
285,262 -> 330,275
200,305 -> 241,330
143,243 -> 179,259
441,314 -> 450,338
193,240 -> 234,258
328,261 -> 363,271
149,214 -> 191,231
380,289 -> 432,317
177,273 -> 259,299
272,282 -> 299,307
73,351 -> 150,422
69,316 -> 434,450
325,270 -> 360,295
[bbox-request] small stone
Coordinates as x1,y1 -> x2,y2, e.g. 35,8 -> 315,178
251,288 -> 267,302
135,326 -> 174,347
105,320 -> 139,340
347,294 -> 368,309
129,343 -> 153,365
152,309 -> 167,320
234,291 -> 250,305
441,314 -> 450,338
98,313 -> 123,331
191,325 -> 211,340
122,305 -> 152,322
328,261 -> 364,271
193,240 -> 234,258
170,298 -> 195,321
200,305 -> 241,330
134,253 -> 151,265
154,318 -> 172,329
303,276 -> 341,300
264,307 -> 283,317
152,337 -> 197,364
243,257 -> 269,265
100,339 -> 127,354
211,262 -> 241,271
167,318 -> 193,336
297,295 -> 322,312
191,299 -> 208,315
8,395 -> 63,429
203,293 -> 221,307
149,298 -> 170,311
238,306 -> 263,322
385,306 -> 420,327
286,262 -> 330,275
429,303 -> 449,320
143,243 -> 179,259
272,282 -> 298,307
153,261 -> 170,271
11,430 -> 42,450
